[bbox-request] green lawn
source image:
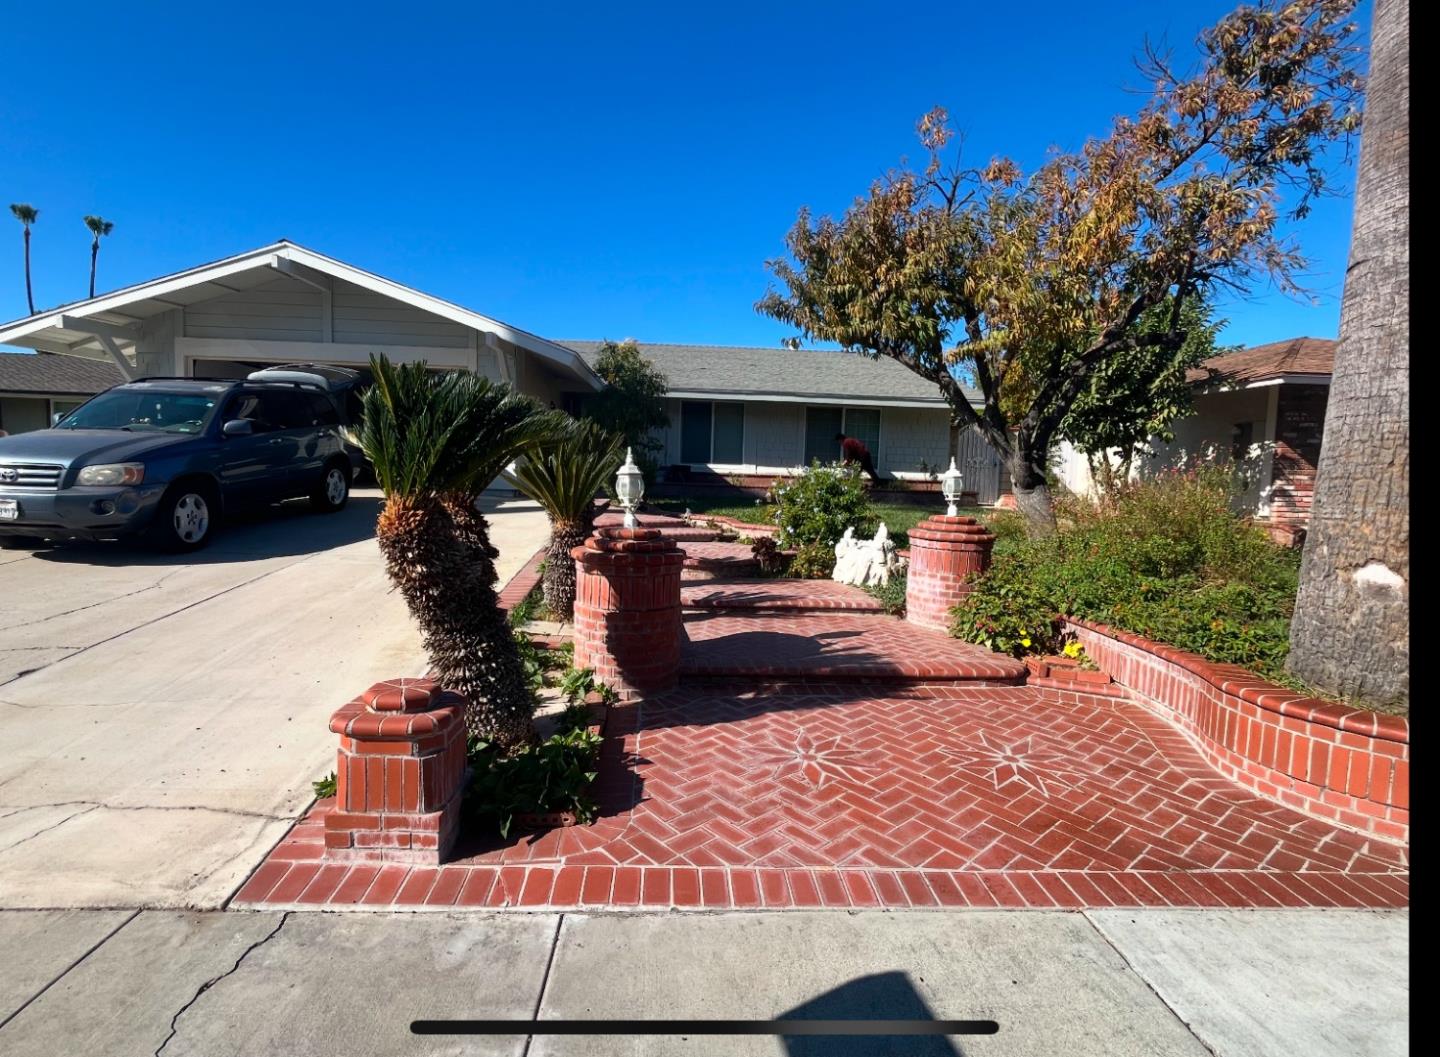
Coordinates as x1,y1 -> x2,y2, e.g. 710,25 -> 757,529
647,494 -> 1016,551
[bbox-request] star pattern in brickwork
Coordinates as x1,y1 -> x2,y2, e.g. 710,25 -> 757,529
939,731 -> 1092,797
752,730 -> 884,788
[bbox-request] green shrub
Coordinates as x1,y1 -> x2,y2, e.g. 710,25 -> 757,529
864,565 -> 908,616
769,462 -> 876,550
467,726 -> 602,838
953,468 -> 1302,681
789,541 -> 837,579
312,772 -> 337,799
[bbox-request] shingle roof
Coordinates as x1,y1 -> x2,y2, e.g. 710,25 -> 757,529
556,341 -> 970,406
0,351 -> 124,396
1188,337 -> 1336,386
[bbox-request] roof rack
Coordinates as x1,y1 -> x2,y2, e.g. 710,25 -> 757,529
127,375 -> 327,392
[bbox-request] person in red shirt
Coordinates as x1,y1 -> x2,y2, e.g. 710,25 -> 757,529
835,432 -> 880,482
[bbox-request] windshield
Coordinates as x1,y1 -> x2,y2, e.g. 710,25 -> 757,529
56,389 -> 222,434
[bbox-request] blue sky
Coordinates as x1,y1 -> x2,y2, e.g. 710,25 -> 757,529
1,0 -> 1367,350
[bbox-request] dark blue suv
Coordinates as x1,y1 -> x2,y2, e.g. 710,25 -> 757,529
0,377 -> 354,551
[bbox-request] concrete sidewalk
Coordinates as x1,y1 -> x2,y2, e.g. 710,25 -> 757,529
0,908 -> 1408,1057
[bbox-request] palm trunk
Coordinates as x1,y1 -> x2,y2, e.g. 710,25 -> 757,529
542,518 -> 591,620
1286,0 -> 1409,710
89,239 -> 99,299
22,227 -> 33,314
376,493 -> 534,747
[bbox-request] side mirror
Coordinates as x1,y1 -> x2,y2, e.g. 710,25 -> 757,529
51,412 -> 64,426
222,419 -> 254,438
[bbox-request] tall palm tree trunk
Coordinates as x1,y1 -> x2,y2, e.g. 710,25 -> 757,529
376,493 -> 534,747
542,517 -> 592,620
89,237 -> 99,299
1287,0 -> 1409,709
22,226 -> 34,315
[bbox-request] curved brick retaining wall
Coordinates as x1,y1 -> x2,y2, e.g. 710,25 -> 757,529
1066,618 -> 1409,843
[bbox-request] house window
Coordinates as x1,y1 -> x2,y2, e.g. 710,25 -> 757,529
803,408 -> 843,464
680,401 -> 745,465
803,406 -> 881,465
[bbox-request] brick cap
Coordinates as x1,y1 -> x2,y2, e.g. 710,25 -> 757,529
573,525 -> 686,565
1066,617 -> 1409,744
362,677 -> 441,713
908,514 -> 996,546
329,685 -> 466,739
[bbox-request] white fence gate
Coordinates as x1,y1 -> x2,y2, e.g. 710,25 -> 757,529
954,426 -> 1006,506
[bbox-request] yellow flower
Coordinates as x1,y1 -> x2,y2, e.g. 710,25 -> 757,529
1020,636 -> 1032,647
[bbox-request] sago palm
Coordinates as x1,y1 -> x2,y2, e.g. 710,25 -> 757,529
508,418 -> 625,619
9,204 -> 38,314
84,215 -> 114,298
354,354 -> 569,748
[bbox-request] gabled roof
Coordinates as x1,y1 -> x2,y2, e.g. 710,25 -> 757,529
1188,337 -> 1336,387
557,340 -> 974,408
0,351 -> 124,396
0,241 -> 603,390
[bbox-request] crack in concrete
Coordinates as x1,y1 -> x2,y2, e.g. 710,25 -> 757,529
0,801 -> 293,823
153,912 -> 290,1057
0,568 -> 188,634
0,803 -> 102,854
0,560 -> 304,690
1081,912 -> 1221,1057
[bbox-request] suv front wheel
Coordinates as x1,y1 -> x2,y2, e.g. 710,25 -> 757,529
310,462 -> 350,513
150,484 -> 218,551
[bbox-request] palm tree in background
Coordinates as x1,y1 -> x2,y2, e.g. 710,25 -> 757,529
9,204 -> 38,314
508,418 -> 626,620
354,354 -> 569,748
84,215 -> 114,298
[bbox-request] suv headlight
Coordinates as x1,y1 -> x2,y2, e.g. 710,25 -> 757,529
77,463 -> 145,486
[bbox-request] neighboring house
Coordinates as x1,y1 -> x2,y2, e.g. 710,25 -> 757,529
556,341 -> 1008,504
0,351 -> 124,435
0,240 -> 603,407
1054,336 -> 1335,541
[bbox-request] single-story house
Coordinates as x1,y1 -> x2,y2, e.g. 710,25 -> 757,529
556,341 -> 1008,504
0,351 -> 124,435
2,241 -> 1011,500
0,240 -> 603,409
1053,336 -> 1335,541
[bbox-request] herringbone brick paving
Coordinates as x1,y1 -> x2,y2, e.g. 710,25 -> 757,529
680,609 -> 1027,682
237,681 -> 1407,910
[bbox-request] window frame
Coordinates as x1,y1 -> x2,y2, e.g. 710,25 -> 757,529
680,400 -> 747,467
802,405 -> 884,467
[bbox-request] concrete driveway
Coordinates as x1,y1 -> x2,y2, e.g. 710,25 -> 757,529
0,491 -> 548,910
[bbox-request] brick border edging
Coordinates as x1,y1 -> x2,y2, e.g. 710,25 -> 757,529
496,546 -> 549,618
1066,618 -> 1408,843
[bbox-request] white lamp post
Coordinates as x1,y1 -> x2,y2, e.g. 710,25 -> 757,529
615,447 -> 645,528
940,456 -> 965,517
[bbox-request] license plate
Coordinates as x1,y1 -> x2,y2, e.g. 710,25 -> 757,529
0,499 -> 17,520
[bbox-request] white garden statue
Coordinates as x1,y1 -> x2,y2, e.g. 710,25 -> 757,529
832,523 -> 902,588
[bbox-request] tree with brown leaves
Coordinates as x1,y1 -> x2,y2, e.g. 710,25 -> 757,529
759,0 -> 1364,534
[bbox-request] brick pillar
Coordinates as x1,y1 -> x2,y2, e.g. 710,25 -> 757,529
323,677 -> 467,864
905,514 -> 996,632
572,527 -> 684,698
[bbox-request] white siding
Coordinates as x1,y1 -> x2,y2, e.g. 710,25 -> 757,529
331,280 -> 471,349
1053,388 -> 1277,514
183,276 -> 324,342
878,407 -> 951,477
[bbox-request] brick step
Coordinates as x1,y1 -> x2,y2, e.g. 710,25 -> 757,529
682,578 -> 885,614
680,609 -> 1027,684
680,541 -> 761,582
